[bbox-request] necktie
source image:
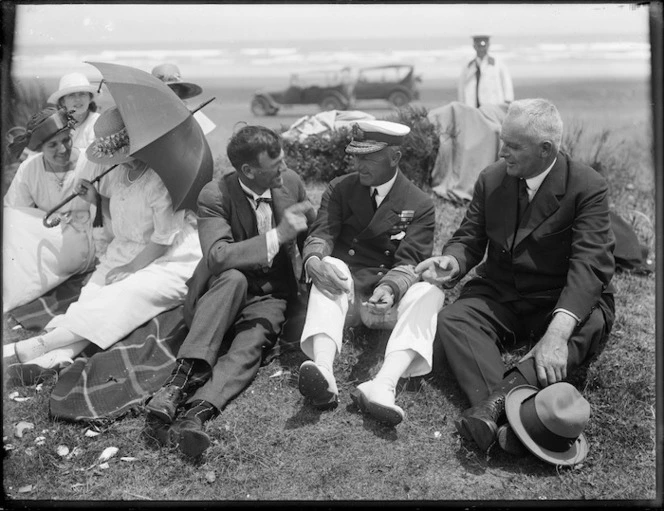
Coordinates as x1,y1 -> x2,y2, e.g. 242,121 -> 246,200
246,193 -> 273,235
475,61 -> 481,108
371,188 -> 379,211
517,179 -> 530,226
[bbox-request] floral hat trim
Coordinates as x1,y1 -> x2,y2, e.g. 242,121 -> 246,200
89,128 -> 131,159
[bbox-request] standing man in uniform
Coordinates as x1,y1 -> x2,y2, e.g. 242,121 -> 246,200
297,120 -> 445,426
458,35 -> 514,108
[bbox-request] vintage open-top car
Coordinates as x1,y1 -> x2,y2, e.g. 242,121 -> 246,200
353,64 -> 421,106
250,68 -> 354,116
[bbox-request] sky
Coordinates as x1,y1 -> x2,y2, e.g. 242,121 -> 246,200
13,3 -> 650,46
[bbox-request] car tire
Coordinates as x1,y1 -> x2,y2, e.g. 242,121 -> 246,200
320,95 -> 344,111
388,91 -> 410,107
251,97 -> 278,116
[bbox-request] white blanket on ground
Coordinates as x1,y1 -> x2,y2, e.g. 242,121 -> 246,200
282,110 -> 376,142
428,102 -> 508,204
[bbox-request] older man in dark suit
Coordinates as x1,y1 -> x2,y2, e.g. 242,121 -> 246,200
416,98 -> 615,453
297,120 -> 445,426
145,125 -> 315,457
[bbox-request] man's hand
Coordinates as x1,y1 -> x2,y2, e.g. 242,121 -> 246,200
519,313 -> 576,387
276,201 -> 314,244
415,255 -> 459,287
74,178 -> 98,204
307,257 -> 353,301
365,285 -> 394,313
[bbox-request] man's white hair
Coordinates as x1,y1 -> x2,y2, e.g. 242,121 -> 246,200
506,98 -> 563,151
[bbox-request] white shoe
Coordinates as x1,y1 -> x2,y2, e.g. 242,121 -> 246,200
351,380 -> 405,426
5,349 -> 74,386
298,361 -> 339,409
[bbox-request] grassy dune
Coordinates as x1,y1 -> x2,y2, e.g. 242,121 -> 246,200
2,77 -> 657,502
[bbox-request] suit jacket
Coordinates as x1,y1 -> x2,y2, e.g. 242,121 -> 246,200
303,169 -> 435,301
185,168 -> 314,320
443,152 -> 615,323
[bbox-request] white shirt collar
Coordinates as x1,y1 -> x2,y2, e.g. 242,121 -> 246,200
239,178 -> 272,201
371,169 -> 398,199
524,157 -> 557,194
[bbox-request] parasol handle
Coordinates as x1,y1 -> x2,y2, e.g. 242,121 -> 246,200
42,163 -> 119,228
189,97 -> 215,115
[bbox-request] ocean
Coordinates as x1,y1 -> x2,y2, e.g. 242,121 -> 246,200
10,32 -> 651,85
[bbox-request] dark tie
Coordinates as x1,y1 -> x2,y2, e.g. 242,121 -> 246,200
254,196 -> 272,210
475,61 -> 481,108
517,179 -> 530,226
371,188 -> 379,211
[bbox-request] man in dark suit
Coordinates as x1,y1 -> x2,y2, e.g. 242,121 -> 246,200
144,125 -> 315,457
416,98 -> 615,453
298,120 -> 445,426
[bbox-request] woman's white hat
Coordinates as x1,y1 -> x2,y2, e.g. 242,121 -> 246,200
47,73 -> 98,105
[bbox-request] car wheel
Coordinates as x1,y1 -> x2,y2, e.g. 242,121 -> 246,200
388,91 -> 409,107
320,95 -> 344,111
251,97 -> 275,116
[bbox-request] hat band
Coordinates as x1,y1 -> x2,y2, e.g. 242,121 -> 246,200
89,128 -> 131,160
519,394 -> 578,453
27,111 -> 70,151
352,132 -> 403,146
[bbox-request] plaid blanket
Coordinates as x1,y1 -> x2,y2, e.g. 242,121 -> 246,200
7,277 -> 188,423
50,306 -> 187,423
7,277 -> 304,424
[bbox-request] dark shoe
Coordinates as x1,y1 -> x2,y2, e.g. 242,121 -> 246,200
497,423 -> 528,456
298,361 -> 338,410
142,414 -> 172,448
169,416 -> 210,458
146,385 -> 185,423
455,390 -> 506,452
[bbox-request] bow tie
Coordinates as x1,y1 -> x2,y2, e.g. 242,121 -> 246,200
251,196 -> 272,210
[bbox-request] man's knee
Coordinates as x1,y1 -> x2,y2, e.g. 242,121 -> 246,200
209,269 -> 248,294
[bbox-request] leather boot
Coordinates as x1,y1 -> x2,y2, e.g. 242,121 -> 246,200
454,390 -> 506,452
497,423 -> 528,456
146,385 -> 185,423
169,415 -> 210,458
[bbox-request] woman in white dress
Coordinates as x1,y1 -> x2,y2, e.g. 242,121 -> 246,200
47,72 -> 101,151
3,106 -> 202,381
3,107 -> 96,312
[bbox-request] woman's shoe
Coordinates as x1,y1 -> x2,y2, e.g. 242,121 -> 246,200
5,350 -> 73,386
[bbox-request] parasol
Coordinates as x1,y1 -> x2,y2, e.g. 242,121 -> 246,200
43,61 -> 214,227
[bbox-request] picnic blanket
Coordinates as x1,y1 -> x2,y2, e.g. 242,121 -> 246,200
7,276 -> 304,423
427,101 -> 508,204
50,306 -> 188,423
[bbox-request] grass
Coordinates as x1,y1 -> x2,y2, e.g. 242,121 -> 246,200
2,79 -> 658,503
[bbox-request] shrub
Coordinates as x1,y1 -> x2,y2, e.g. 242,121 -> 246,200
282,105 -> 440,189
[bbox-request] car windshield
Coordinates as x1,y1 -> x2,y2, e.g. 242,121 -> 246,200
359,66 -> 410,83
290,71 -> 343,87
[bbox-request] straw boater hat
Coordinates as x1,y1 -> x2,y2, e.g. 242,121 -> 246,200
345,120 -> 410,155
47,72 -> 98,105
505,383 -> 591,466
151,63 -> 202,100
86,107 -> 133,165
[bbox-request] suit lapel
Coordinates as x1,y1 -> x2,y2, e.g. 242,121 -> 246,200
513,155 -> 567,248
348,178 -> 377,238
227,174 -> 257,238
499,174 -> 520,250
356,170 -> 405,240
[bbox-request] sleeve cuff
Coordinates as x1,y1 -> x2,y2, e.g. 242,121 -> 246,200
266,228 -> 279,264
304,255 -> 322,283
553,308 -> 580,324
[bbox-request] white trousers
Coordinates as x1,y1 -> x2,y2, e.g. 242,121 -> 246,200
300,256 -> 445,377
